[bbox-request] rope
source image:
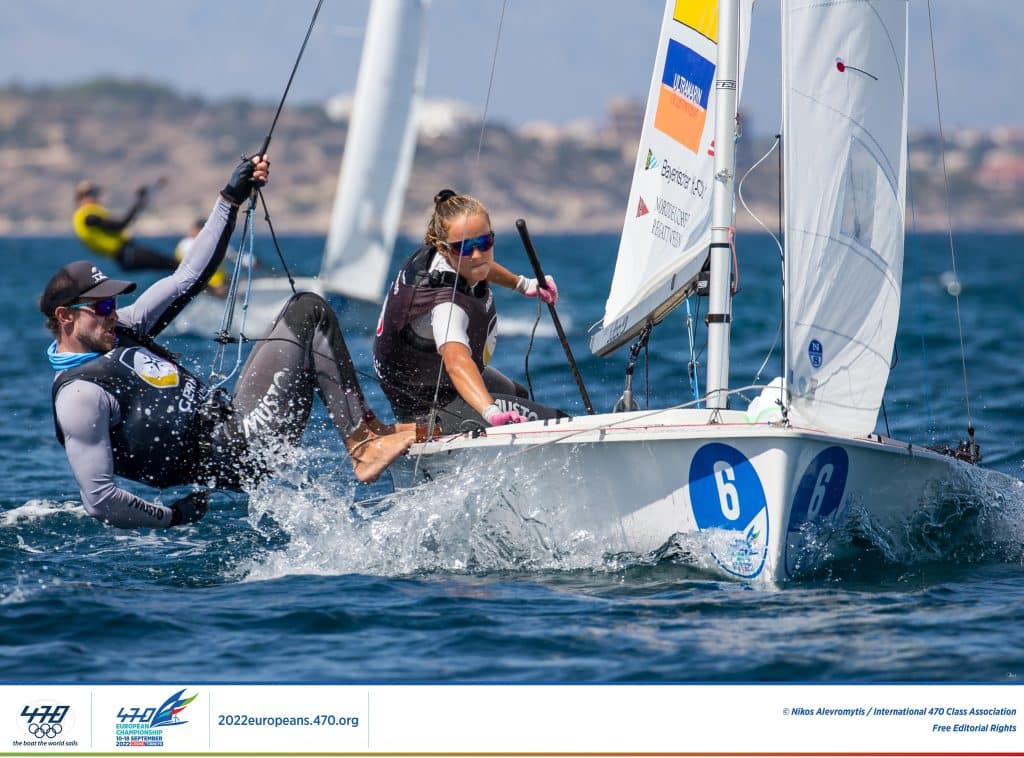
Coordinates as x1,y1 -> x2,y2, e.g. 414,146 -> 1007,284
926,0 -> 974,434
523,299 -> 543,401
683,298 -> 701,406
208,202 -> 259,393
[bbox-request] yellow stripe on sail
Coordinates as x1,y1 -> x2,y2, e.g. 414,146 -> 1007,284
673,0 -> 718,42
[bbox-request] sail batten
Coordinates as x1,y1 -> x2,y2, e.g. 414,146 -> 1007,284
591,0 -> 752,357
782,0 -> 909,437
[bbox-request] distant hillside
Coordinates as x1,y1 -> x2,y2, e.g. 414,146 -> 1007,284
2,78 -> 1023,238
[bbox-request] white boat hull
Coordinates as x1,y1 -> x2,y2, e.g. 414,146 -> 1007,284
392,409 -> 975,583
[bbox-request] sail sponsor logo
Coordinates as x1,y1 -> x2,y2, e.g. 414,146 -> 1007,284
636,197 -> 649,217
655,196 -> 691,227
688,443 -> 768,578
121,348 -> 180,388
644,149 -> 659,170
654,40 -> 715,153
807,339 -> 824,368
673,0 -> 718,43
658,158 -> 707,199
651,219 -> 681,248
650,196 -> 689,247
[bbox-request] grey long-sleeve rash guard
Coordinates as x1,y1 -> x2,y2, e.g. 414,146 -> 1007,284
54,198 -> 236,528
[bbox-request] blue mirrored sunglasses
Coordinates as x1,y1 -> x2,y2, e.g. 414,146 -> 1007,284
68,297 -> 117,317
444,232 -> 495,257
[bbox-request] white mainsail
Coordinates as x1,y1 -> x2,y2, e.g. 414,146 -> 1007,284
782,0 -> 909,436
590,0 -> 752,356
320,0 -> 428,303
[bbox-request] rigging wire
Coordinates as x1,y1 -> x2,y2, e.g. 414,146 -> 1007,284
926,0 -> 974,436
737,134 -> 785,391
419,0 -> 509,469
905,133 -> 936,439
213,0 -> 325,353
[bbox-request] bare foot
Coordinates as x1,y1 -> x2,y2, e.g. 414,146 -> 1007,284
346,429 -> 417,483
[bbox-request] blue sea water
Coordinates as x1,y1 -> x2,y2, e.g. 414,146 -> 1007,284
1,231 -> 1023,683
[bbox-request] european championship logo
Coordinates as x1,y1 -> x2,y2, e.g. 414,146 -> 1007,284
114,689 -> 197,748
654,39 -> 715,153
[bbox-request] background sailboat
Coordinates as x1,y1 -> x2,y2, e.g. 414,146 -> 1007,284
167,0 -> 428,338
391,0 -> 1018,583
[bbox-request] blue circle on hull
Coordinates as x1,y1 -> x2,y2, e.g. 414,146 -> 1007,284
689,443 -> 768,578
789,446 -> 849,529
785,445 -> 850,578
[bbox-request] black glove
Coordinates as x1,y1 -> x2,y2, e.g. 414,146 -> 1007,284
132,185 -> 150,213
169,490 -> 209,526
220,156 -> 265,205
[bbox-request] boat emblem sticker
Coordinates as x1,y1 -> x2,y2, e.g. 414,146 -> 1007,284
120,348 -> 180,388
688,443 -> 768,578
807,339 -> 823,368
784,446 -> 850,577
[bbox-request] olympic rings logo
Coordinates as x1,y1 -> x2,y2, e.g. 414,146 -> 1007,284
27,723 -> 62,739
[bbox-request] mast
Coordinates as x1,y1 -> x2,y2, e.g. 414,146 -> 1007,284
704,0 -> 740,411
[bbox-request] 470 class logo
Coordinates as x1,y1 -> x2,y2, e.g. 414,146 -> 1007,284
20,703 -> 70,740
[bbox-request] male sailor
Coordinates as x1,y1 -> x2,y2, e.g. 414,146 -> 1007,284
45,155 -> 419,528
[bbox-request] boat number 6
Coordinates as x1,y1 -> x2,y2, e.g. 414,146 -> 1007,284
806,464 -> 834,519
713,461 -> 740,520
689,443 -> 767,532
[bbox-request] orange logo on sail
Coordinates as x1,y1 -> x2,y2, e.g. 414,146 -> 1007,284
654,40 -> 715,153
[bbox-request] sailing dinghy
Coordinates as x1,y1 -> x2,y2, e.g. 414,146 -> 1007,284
391,0 -> 1017,583
167,0 -> 427,338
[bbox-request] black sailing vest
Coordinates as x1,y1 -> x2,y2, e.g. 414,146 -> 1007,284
372,246 -> 497,416
52,328 -> 209,488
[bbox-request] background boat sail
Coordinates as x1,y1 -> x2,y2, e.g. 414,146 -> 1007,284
390,0 -> 1017,583
168,0 -> 428,338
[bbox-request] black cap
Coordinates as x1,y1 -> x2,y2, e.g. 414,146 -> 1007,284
39,260 -> 137,317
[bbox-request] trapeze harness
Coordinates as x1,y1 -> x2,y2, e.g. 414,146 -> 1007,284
373,246 -> 498,420
51,329 -> 232,489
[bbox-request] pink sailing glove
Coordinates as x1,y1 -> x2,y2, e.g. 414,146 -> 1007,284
483,404 -> 528,426
516,275 -> 558,305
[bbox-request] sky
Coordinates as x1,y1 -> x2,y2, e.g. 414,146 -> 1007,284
2,1 -> 1022,135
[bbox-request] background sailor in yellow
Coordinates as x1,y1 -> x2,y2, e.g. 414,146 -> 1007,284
72,179 -> 178,271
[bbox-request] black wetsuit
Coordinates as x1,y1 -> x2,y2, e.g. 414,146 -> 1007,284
52,198 -> 374,528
